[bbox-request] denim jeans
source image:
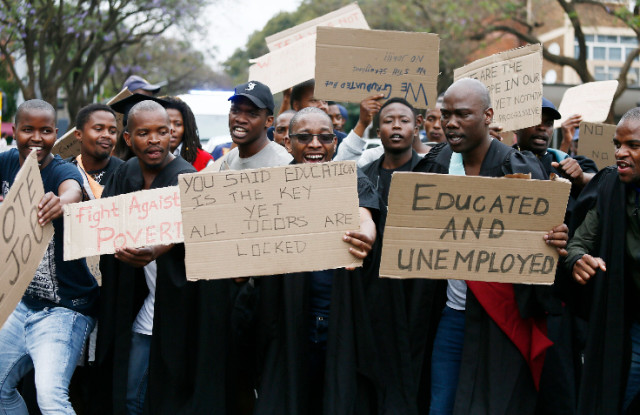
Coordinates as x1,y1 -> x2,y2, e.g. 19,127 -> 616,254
0,300 -> 95,415
429,306 -> 466,415
624,323 -> 640,410
126,332 -> 151,415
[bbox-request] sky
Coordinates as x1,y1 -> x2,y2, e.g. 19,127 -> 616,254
201,0 -> 302,66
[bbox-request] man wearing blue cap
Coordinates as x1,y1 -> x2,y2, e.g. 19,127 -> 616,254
214,80 -> 292,170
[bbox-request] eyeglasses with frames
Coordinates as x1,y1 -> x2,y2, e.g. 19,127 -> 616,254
289,133 -> 336,144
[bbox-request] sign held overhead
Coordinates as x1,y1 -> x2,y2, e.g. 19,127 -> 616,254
577,121 -> 617,170
380,172 -> 570,285
314,27 -> 439,109
454,44 -> 543,132
250,4 -> 370,94
265,3 -> 369,51
554,80 -> 618,129
179,161 -> 361,280
0,150 -> 54,329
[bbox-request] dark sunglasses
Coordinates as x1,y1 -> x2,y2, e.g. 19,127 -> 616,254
289,133 -> 335,144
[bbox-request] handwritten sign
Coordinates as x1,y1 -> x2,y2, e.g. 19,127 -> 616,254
315,27 -> 439,109
249,36 -> 317,94
454,44 -> 543,132
51,127 -> 80,159
266,3 -> 369,51
554,80 -> 618,129
577,121 -> 616,170
63,186 -> 183,260
179,161 -> 361,280
0,151 -> 54,328
52,88 -> 132,159
380,173 -> 570,284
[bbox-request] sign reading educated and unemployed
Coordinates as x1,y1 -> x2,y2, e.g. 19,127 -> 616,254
380,172 -> 570,284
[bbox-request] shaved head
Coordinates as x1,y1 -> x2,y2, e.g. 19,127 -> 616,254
445,78 -> 491,109
127,100 -> 168,132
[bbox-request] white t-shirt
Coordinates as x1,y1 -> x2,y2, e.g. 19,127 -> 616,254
224,141 -> 292,170
132,260 -> 157,335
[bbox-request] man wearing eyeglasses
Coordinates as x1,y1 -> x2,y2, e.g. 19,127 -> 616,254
251,106 -> 379,415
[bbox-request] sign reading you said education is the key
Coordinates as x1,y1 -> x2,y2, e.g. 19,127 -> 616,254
178,161 -> 361,280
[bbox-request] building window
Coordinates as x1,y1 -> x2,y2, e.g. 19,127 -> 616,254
575,33 -> 640,85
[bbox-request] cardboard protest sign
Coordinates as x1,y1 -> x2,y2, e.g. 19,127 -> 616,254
63,186 -> 183,260
249,36 -> 317,94
179,161 -> 361,280
577,121 -> 617,170
454,44 -> 543,132
380,172 -> 570,284
554,80 -> 618,129
51,127 -> 80,159
0,151 -> 54,328
52,88 -> 132,159
314,27 -> 439,109
266,3 -> 369,51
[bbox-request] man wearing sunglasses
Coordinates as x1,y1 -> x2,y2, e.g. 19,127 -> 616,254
251,107 -> 380,415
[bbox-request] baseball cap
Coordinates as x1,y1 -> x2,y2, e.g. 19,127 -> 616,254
542,97 -> 561,120
123,75 -> 162,94
109,93 -> 169,126
229,81 -> 275,114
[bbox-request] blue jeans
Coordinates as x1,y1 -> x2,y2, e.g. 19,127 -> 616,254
624,323 -> 640,410
126,332 -> 151,415
429,306 -> 466,415
0,301 -> 95,415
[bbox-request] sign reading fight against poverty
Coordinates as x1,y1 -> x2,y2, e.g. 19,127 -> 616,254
454,44 -> 543,132
265,3 -> 369,51
249,4 -> 370,94
577,121 -> 617,170
63,186 -> 183,260
52,88 -> 132,159
379,173 -> 571,284
554,80 -> 618,129
314,28 -> 439,109
0,151 -> 54,328
179,161 -> 361,280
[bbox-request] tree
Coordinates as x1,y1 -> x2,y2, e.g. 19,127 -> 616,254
0,0 -> 212,117
472,0 -> 640,115
105,36 -> 232,98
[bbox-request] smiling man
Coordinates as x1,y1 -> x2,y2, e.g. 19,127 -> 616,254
67,103 -> 123,199
0,99 -> 98,414
254,107 -> 378,415
216,81 -> 292,170
562,106 -> 640,413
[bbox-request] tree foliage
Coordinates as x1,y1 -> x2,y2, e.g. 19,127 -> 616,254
0,0 -> 212,116
473,0 -> 640,112
106,36 -> 232,98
